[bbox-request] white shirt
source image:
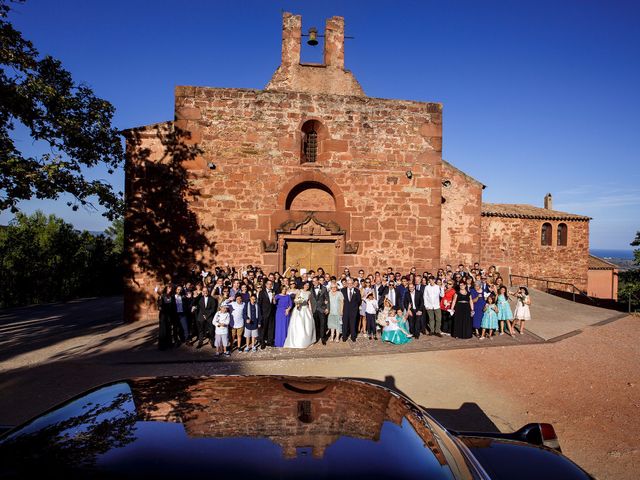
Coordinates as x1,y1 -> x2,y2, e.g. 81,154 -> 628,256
387,288 -> 396,305
365,299 -> 378,314
423,284 -> 442,310
267,289 -> 273,302
229,302 -> 244,328
213,312 -> 230,334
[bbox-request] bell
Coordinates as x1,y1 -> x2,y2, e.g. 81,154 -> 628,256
307,27 -> 318,46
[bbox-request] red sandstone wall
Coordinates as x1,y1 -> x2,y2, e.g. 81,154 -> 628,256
173,86 -> 443,273
480,216 -> 589,291
440,162 -> 483,266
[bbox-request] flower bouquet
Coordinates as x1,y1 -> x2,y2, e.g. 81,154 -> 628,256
294,294 -> 306,311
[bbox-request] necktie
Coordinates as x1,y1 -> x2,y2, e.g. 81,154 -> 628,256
348,289 -> 352,301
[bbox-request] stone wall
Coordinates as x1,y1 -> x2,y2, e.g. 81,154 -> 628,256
440,161 -> 483,266
173,85 -> 444,274
480,216 -> 590,290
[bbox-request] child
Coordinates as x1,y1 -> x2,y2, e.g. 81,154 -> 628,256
496,285 -> 514,336
480,294 -> 499,340
228,294 -> 245,352
511,286 -> 531,334
243,293 -> 260,351
364,292 -> 379,340
381,308 -> 413,345
212,305 -> 231,356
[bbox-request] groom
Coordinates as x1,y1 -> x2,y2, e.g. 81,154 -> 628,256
341,277 -> 361,342
310,276 -> 329,345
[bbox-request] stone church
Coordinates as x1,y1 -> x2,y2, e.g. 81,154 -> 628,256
123,13 -> 590,321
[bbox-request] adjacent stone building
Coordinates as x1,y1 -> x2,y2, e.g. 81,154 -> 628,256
123,13 -> 591,321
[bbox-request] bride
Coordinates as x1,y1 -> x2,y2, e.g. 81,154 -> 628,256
283,282 -> 316,348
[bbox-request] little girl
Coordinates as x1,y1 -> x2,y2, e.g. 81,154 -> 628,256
212,305 -> 230,356
364,292 -> 379,340
480,294 -> 499,340
381,308 -> 413,345
496,286 -> 514,336
511,286 -> 531,334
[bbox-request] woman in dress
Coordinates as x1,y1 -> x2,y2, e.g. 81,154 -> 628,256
470,281 -> 486,337
157,285 -> 176,350
511,286 -> 531,334
327,283 -> 344,342
359,279 -> 373,336
283,282 -> 316,348
381,308 -> 413,345
452,282 -> 473,339
496,285 -> 515,336
274,285 -> 292,347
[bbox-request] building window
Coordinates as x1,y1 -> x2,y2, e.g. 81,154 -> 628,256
557,223 -> 568,246
300,119 -> 326,164
541,222 -> 552,246
303,129 -> 317,162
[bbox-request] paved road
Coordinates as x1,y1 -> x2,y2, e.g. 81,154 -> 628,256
1,296 -> 637,479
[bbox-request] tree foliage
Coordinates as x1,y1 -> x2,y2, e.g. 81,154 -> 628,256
619,230 -> 640,305
0,0 -> 123,219
0,211 -> 122,308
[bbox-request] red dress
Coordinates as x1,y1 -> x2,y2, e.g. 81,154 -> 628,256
440,287 -> 455,311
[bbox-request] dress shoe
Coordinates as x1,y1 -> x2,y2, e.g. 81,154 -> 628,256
196,342 -> 203,349
322,338 -> 327,345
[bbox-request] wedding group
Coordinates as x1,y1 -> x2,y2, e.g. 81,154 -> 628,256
156,262 -> 532,353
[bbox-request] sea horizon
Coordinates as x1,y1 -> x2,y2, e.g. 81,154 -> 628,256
590,248 -> 634,260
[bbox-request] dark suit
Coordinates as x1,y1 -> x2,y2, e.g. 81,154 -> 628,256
341,287 -> 361,341
195,295 -> 217,345
376,284 -> 389,308
258,289 -> 276,347
310,285 -> 329,342
403,289 -> 424,337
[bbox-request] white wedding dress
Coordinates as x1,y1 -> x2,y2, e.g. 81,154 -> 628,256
283,290 -> 316,348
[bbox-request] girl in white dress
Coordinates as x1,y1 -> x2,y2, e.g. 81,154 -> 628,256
283,282 -> 316,348
511,286 -> 531,334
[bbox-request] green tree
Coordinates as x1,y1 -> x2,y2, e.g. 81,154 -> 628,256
0,0 -> 123,220
618,231 -> 640,307
0,211 -> 122,308
105,217 -> 124,255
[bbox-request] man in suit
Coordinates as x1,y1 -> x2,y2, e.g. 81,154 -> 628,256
195,287 -> 217,349
376,277 -> 389,309
310,276 -> 330,344
258,279 -> 276,349
396,276 -> 409,311
403,283 -> 424,338
341,277 -> 361,342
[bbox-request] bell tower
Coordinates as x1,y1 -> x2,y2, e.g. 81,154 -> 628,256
266,12 -> 364,96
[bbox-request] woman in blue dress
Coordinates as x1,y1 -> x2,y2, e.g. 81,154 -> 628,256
274,285 -> 292,347
381,308 -> 413,345
496,285 -> 514,336
470,282 -> 486,337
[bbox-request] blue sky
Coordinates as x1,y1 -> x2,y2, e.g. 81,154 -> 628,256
2,0 -> 639,249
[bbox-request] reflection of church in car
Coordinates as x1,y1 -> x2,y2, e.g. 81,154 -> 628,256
123,12 -> 591,321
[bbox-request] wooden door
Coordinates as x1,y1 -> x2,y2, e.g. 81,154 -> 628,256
284,240 -> 335,275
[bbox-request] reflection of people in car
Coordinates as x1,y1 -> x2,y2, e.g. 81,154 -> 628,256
381,308 -> 413,345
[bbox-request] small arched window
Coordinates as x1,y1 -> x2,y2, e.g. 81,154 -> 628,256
557,223 -> 568,246
541,223 -> 552,246
300,120 -> 325,164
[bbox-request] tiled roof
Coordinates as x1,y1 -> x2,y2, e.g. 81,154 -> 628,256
481,203 -> 591,221
588,255 -> 619,270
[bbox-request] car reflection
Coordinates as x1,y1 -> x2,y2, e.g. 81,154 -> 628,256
1,376 -> 471,479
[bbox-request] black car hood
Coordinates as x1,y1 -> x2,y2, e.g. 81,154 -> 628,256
0,376 -> 473,479
460,436 -> 593,480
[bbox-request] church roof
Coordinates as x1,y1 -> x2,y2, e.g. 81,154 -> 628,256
481,203 -> 591,221
441,160 -> 486,188
588,254 -> 619,270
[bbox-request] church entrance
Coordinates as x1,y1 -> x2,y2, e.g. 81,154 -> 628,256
284,240 -> 336,276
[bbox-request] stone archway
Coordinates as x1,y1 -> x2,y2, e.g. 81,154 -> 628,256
277,214 -> 345,276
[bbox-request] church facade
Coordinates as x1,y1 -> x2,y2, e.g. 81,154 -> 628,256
123,13 -> 590,321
